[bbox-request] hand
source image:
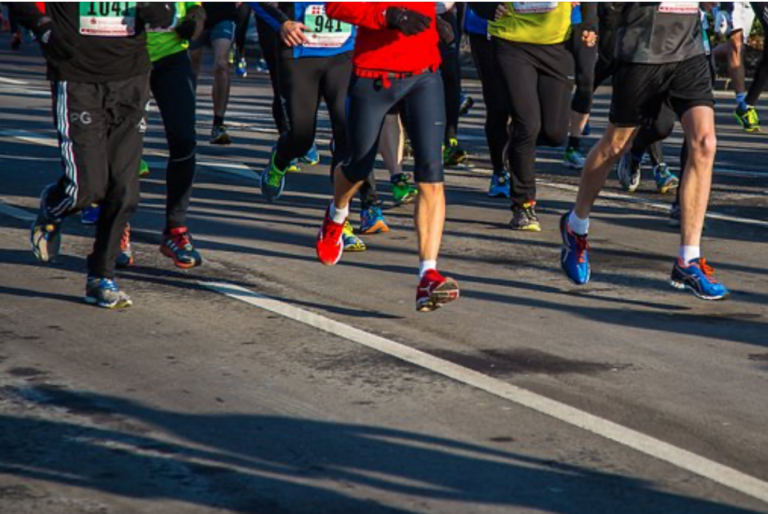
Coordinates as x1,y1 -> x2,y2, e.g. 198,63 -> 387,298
139,2 -> 175,29
176,5 -> 205,41
36,20 -> 74,61
280,20 -> 311,47
582,30 -> 597,48
494,4 -> 509,20
436,16 -> 454,45
385,7 -> 431,36
714,10 -> 732,37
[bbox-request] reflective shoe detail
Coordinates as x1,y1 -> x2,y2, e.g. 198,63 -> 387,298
653,163 -> 679,194
261,152 -> 287,202
671,258 -> 730,301
300,143 -> 320,166
617,153 -> 642,192
459,94 -> 474,116
488,171 -> 511,198
30,186 -> 62,263
316,206 -> 345,266
416,269 -> 459,312
139,159 -> 150,177
210,125 -> 231,145
360,205 -> 390,235
81,204 -> 101,226
391,172 -> 418,206
734,106 -> 760,133
443,138 -> 468,167
342,221 -> 366,252
236,57 -> 248,77
116,224 -> 134,269
510,202 -> 541,232
160,227 -> 202,269
287,160 -> 301,173
560,212 -> 590,285
85,276 -> 133,309
563,147 -> 586,170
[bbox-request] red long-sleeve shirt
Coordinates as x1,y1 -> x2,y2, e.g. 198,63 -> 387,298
326,2 -> 440,74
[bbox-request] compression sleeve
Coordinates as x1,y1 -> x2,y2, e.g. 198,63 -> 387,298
252,3 -> 288,31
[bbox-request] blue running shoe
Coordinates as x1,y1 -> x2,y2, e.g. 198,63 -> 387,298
300,143 -> 320,166
261,151 -> 287,202
488,171 -> 510,198
671,258 -> 730,301
560,212 -> 590,285
359,205 -> 389,235
85,276 -> 133,309
81,204 -> 100,225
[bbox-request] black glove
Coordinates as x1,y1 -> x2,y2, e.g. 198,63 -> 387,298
436,16 -> 454,45
385,7 -> 431,36
35,21 -> 75,61
175,18 -> 196,39
139,2 -> 176,29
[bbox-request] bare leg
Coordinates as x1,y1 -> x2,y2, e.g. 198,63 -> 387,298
574,124 -> 638,218
678,106 -> 716,247
211,39 -> 232,120
415,183 -> 445,262
332,165 -> 364,211
727,32 -> 746,97
569,111 -> 590,139
189,48 -> 203,88
379,113 -> 405,178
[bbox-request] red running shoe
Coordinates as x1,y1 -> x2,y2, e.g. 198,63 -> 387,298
316,206 -> 344,266
416,269 -> 459,312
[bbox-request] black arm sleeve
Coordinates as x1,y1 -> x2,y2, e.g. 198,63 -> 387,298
470,3 -> 502,21
257,3 -> 291,26
581,2 -> 598,33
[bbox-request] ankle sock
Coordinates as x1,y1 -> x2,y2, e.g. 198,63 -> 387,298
568,210 -> 589,235
679,245 -> 701,265
329,202 -> 348,224
419,260 -> 437,278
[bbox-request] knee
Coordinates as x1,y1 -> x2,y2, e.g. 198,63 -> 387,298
168,137 -> 196,162
538,125 -> 568,148
688,132 -> 717,162
214,59 -> 230,77
512,119 -> 541,145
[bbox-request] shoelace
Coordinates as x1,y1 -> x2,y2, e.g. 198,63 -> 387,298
573,233 -> 590,264
697,258 -> 719,283
170,230 -> 193,250
120,225 -> 131,250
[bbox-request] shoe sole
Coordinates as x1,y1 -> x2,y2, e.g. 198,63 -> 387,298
84,296 -> 133,309
210,136 -> 232,145
359,221 -> 390,235
317,234 -> 344,266
510,223 -> 541,232
416,279 -> 460,313
160,246 -> 201,269
670,280 -> 730,301
115,257 -> 134,269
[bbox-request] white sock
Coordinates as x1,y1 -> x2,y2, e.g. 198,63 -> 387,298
419,260 -> 437,278
568,210 -> 590,235
679,245 -> 701,265
329,202 -> 348,224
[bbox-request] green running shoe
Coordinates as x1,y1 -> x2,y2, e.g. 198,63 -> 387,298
391,172 -> 418,206
139,159 -> 150,177
342,221 -> 366,252
261,151 -> 287,202
443,138 -> 468,167
734,106 -> 760,133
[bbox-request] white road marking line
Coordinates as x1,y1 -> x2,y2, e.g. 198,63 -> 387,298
0,77 -> 29,85
201,281 -> 768,506
0,201 -> 35,222
0,129 -> 59,148
0,153 -> 58,162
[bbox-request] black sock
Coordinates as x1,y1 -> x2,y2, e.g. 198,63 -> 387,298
568,136 -> 580,150
214,115 -> 224,127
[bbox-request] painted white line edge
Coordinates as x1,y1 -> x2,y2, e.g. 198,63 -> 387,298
201,281 -> 768,505
0,201 -> 36,222
0,77 -> 29,85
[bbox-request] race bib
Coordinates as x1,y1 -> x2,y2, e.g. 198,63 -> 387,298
512,2 -> 558,14
658,2 -> 700,14
303,4 -> 352,49
79,2 -> 137,37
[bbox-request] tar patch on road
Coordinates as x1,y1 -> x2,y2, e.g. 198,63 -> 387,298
430,348 -> 630,378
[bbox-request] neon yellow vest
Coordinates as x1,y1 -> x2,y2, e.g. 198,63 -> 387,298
489,3 -> 573,45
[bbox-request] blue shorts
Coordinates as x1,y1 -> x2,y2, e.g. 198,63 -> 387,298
189,20 -> 236,50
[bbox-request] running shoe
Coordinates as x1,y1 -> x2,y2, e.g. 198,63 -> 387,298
30,186 -> 62,263
443,138 -> 468,167
85,276 -> 133,309
734,105 -> 760,133
670,257 -> 730,300
81,204 -> 100,226
160,227 -> 202,269
653,163 -> 679,194
116,224 -> 134,269
404,139 -> 414,161
287,160 -> 301,173
139,159 -> 150,177
510,202 -> 541,232
416,269 -> 459,313
256,59 -> 269,73
360,205 -> 389,235
316,206 -> 344,266
261,152 -> 287,202
391,172 -> 418,206
236,57 -> 248,78
10,32 -> 21,51
617,153 -> 641,192
300,143 -> 320,166
342,221 -> 366,252
563,147 -> 586,170
488,171 -> 510,198
560,212 -> 590,285
459,93 -> 474,116
210,125 -> 231,145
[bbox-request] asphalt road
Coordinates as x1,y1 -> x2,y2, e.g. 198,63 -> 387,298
0,33 -> 767,514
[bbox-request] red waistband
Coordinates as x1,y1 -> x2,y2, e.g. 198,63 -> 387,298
354,67 -> 435,88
